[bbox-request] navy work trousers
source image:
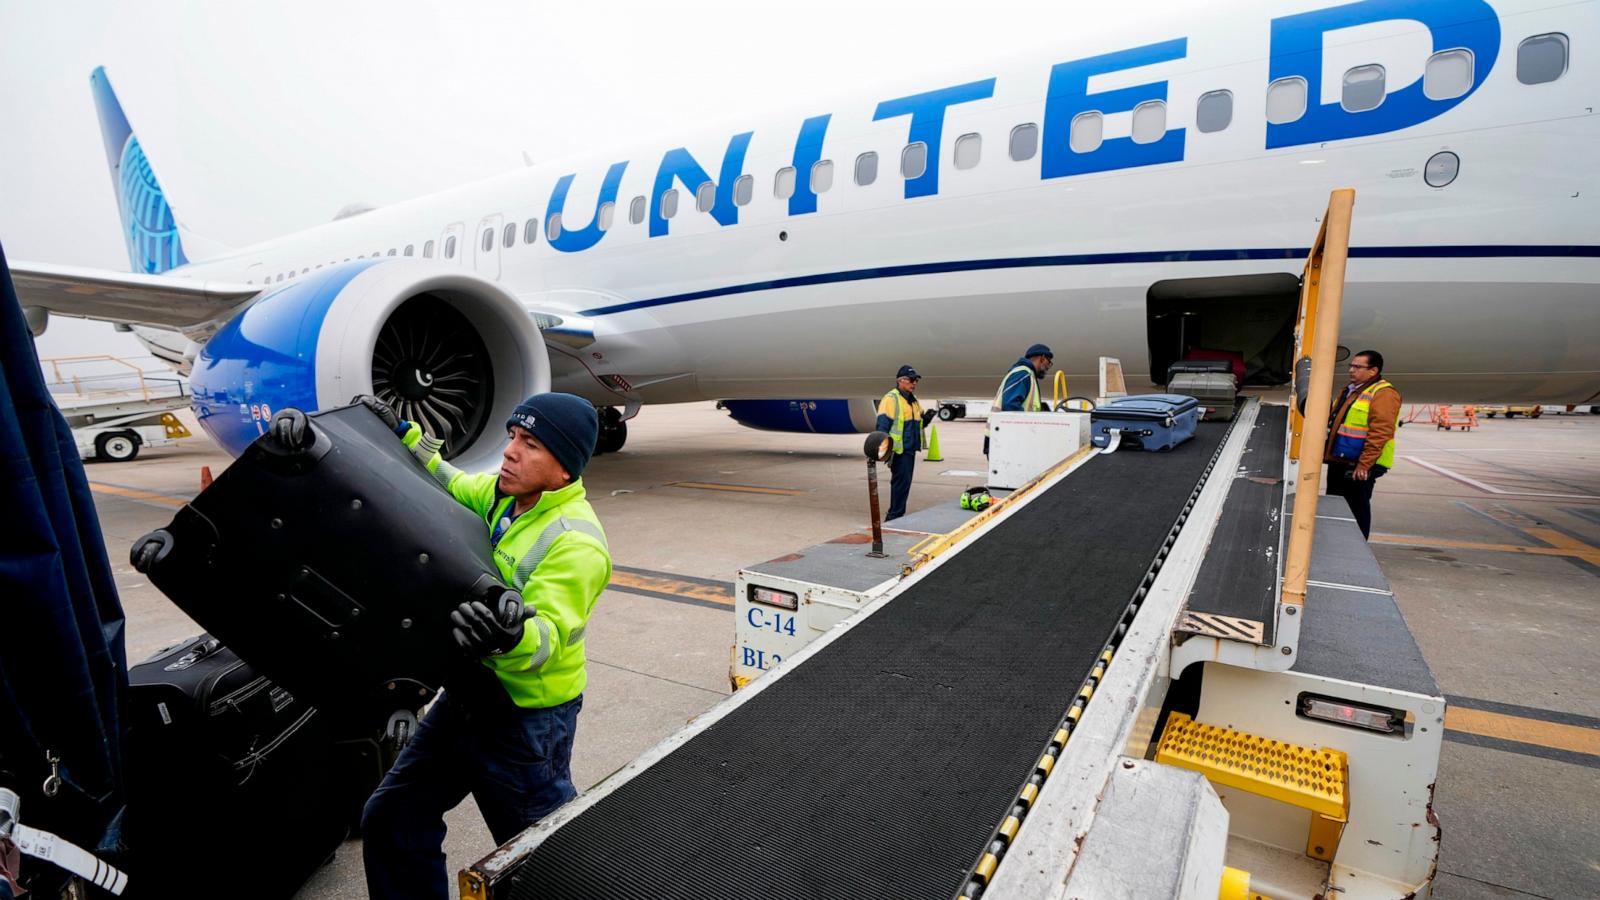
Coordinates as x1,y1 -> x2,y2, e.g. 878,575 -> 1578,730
885,450 -> 916,521
361,691 -> 581,899
1325,462 -> 1386,539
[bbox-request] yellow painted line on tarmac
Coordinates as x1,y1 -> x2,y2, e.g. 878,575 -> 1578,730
667,481 -> 806,497
1446,707 -> 1600,757
609,570 -> 735,607
1371,532 -> 1600,565
88,482 -> 186,509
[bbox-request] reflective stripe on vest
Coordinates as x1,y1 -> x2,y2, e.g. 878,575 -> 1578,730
881,390 -> 917,455
511,515 -> 609,593
993,364 -> 1040,410
1333,380 -> 1398,467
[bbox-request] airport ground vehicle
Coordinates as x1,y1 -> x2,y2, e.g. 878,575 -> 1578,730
43,356 -> 192,461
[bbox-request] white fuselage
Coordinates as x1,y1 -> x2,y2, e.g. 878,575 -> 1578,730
156,0 -> 1600,405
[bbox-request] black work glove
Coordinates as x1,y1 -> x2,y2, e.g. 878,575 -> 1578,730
921,409 -> 937,427
269,408 -> 313,450
352,394 -> 403,433
450,593 -> 528,657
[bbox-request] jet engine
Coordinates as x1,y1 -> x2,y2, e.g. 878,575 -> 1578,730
190,260 -> 548,473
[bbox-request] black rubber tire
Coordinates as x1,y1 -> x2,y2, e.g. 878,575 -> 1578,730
937,406 -> 956,421
598,420 -> 627,455
96,430 -> 141,461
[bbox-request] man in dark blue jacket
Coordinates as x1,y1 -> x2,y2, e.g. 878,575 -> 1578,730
995,344 -> 1054,412
875,365 -> 937,521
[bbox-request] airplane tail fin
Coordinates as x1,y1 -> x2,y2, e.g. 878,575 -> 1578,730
90,66 -> 189,274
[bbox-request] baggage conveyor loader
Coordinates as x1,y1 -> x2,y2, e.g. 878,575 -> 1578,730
462,189 -> 1446,899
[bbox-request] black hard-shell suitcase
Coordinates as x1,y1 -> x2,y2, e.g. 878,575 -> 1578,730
121,635 -> 351,898
1090,394 -> 1202,451
130,404 -> 513,723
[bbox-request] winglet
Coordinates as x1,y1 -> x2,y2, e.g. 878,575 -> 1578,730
89,67 -> 188,274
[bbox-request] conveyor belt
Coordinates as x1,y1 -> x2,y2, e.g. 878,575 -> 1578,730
1181,404 -> 1288,644
502,423 -> 1231,900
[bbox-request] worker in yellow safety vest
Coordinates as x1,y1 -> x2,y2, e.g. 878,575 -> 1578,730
876,365 -> 937,521
994,343 -> 1054,412
1324,349 -> 1401,539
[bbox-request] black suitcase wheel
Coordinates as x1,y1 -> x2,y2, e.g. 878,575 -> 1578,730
130,529 -> 175,573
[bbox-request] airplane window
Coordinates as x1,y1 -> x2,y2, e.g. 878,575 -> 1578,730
660,189 -> 679,219
1196,91 -> 1232,133
855,152 -> 878,186
630,195 -> 646,224
1342,64 -> 1385,112
1266,76 -> 1307,124
1069,112 -> 1103,154
954,133 -> 981,170
1009,124 -> 1038,161
810,159 -> 834,194
547,214 -> 563,240
734,174 -> 754,206
387,248 -> 396,256
444,237 -> 456,259
696,181 -> 716,212
302,268 -> 309,274
1131,101 -> 1166,144
423,240 -> 434,258
503,223 -> 516,248
1424,50 -> 1474,100
1518,33 -> 1568,85
774,167 -> 796,199
901,142 -> 927,179
598,201 -> 615,231
524,218 -> 538,244
277,273 -> 285,282
404,245 -> 414,256
482,228 -> 495,252
288,271 -> 295,278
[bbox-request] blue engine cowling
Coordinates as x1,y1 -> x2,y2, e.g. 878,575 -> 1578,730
719,399 -> 880,434
189,259 -> 549,473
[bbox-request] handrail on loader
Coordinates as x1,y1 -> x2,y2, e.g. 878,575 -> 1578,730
1283,188 -> 1356,609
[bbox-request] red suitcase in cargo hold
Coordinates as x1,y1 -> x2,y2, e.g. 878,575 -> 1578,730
1182,347 -> 1246,383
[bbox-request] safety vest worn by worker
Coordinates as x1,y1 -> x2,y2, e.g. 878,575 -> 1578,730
879,389 -> 923,455
1330,380 -> 1399,468
992,364 -> 1042,411
401,424 -> 612,709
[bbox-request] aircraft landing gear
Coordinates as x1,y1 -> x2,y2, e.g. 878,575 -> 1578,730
596,406 -> 628,454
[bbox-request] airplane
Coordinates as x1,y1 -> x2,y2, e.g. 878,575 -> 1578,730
13,0 -> 1597,474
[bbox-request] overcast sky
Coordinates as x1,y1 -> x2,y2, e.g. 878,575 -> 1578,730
1,0 -> 1144,364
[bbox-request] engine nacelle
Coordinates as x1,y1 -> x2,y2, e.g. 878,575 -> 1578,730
191,260 -> 548,473
719,399 -> 880,434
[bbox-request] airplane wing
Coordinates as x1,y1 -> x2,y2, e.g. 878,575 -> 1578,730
13,261 -> 258,336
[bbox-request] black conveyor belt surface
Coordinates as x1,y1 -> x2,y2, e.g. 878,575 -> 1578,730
507,424 -> 1229,900
1184,404 -> 1288,644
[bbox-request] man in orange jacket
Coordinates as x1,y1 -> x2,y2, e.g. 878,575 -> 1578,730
1324,350 -> 1401,538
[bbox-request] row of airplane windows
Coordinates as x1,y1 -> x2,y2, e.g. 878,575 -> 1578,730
248,33 -> 1568,285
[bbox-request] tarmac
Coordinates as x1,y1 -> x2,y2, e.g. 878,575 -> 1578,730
84,400 -> 1599,899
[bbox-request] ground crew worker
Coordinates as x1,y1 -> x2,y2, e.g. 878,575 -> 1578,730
1325,350 -> 1400,539
996,343 -> 1054,412
355,392 -> 610,900
876,365 -> 936,521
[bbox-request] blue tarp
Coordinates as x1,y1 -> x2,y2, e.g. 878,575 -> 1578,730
0,242 -> 128,868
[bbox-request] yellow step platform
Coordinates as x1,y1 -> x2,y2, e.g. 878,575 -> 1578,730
1156,713 -> 1349,862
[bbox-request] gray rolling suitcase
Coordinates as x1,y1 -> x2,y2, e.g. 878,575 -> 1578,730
1090,394 -> 1201,451
1166,361 -> 1238,421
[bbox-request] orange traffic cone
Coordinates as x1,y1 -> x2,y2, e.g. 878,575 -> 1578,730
925,422 -> 943,462
200,465 -> 213,490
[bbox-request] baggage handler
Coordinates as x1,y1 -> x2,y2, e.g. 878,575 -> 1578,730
356,392 -> 610,900
995,343 -> 1054,412
875,365 -> 937,521
1324,350 -> 1401,539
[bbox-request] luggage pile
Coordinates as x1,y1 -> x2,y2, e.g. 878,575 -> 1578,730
123,403 -> 516,895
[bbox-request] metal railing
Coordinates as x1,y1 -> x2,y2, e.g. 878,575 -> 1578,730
39,355 -> 188,404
